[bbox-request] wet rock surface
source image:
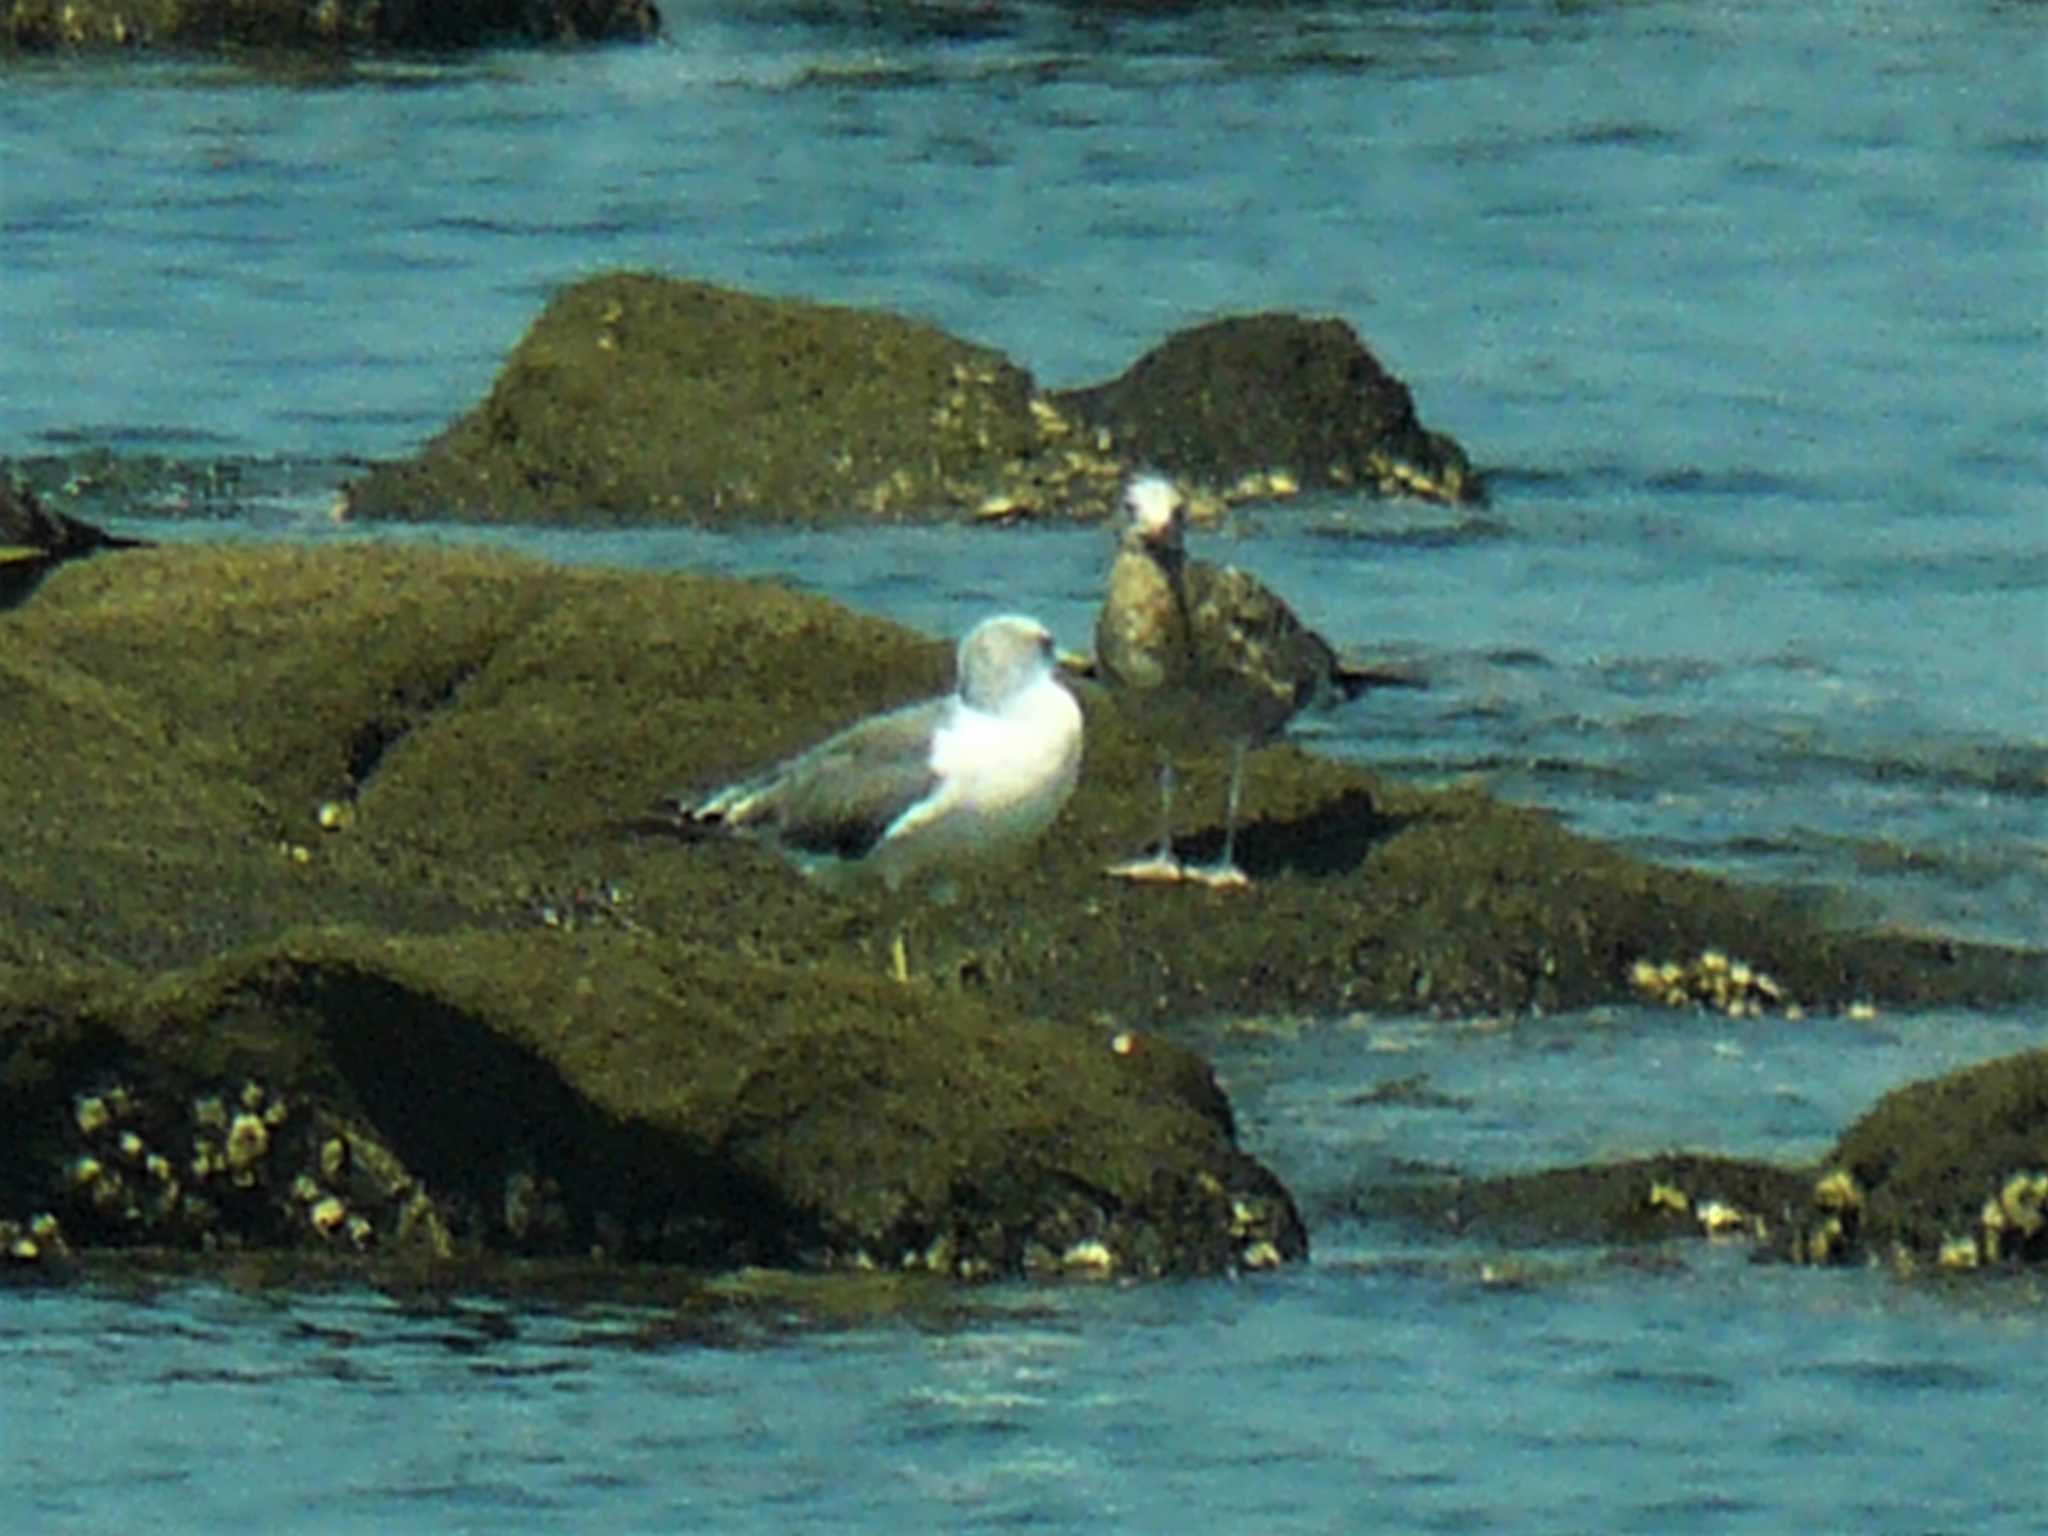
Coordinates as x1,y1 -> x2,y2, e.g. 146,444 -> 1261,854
0,543 -> 2039,1290
1051,313 -> 1479,507
1,928 -> 1300,1280
340,273 -> 1480,528
1,0 -> 658,54
1363,1048 -> 2048,1277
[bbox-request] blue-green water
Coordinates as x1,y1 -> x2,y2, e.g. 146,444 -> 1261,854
3,0 -> 2045,1528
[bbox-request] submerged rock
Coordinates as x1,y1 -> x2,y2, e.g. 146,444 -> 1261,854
341,273 -> 1479,527
1365,1048 -> 2048,1279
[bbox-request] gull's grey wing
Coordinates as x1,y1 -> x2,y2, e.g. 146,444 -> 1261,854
690,698 -> 945,860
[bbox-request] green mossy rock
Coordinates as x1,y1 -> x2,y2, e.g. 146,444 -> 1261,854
1051,312 -> 1481,506
1824,1048 -> 2048,1268
343,274 -> 1048,528
0,926 -> 1296,1278
1357,1049 -> 2048,1277
1,541 -> 2040,1284
340,274 -> 1483,528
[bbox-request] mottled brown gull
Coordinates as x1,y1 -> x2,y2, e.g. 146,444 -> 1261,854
680,613 -> 1083,891
1095,474 -> 1417,888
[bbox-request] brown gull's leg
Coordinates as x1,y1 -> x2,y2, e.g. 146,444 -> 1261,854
1107,752 -> 1187,883
1183,740 -> 1253,889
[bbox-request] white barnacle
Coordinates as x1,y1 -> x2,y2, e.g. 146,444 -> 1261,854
1695,1199 -> 1749,1237
1061,1238 -> 1115,1274
1812,1168 -> 1862,1213
310,1196 -> 348,1235
1936,1234 -> 1981,1271
1647,1180 -> 1691,1214
319,1137 -> 349,1182
224,1113 -> 270,1177
1999,1171 -> 2047,1236
73,1095 -> 111,1138
1240,1240 -> 1284,1270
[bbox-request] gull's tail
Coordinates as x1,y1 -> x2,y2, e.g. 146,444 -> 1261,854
1331,658 -> 1428,700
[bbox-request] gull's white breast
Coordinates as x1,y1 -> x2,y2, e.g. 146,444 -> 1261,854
890,674 -> 1083,858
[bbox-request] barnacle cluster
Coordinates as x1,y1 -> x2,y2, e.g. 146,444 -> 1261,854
0,1213 -> 69,1265
971,390 -> 1125,524
1357,446 -> 1474,505
51,1076 -> 453,1258
63,1082 -> 233,1235
1222,468 -> 1300,505
1789,1167 -> 1865,1265
1628,950 -> 1796,1018
287,1122 -> 453,1258
1642,1178 -> 1768,1242
1945,1169 -> 2048,1269
1789,1166 -> 2048,1272
528,877 -> 639,933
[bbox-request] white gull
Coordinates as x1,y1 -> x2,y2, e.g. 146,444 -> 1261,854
682,613 -> 1084,891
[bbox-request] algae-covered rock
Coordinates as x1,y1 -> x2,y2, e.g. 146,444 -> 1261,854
1356,1049 -> 2048,1280
1,0 -> 657,53
1820,1048 -> 2048,1271
341,274 -> 1481,527
2,541 -> 2037,1006
1363,1152 -> 1813,1250
1051,312 -> 1481,507
0,928 -> 1301,1278
342,274 -> 1050,528
1,541 -> 2041,1286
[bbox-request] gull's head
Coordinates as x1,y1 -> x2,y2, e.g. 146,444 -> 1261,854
1121,474 -> 1186,549
955,613 -> 1058,712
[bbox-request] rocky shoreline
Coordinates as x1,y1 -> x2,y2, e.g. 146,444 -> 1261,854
0,527 -> 2041,1295
2,251 -> 2042,1300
